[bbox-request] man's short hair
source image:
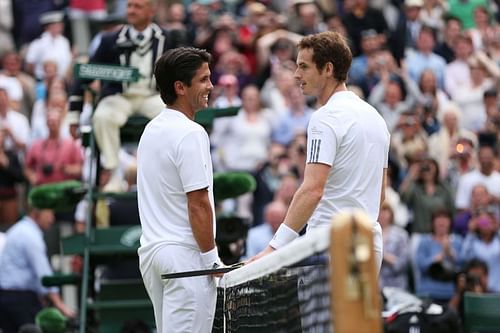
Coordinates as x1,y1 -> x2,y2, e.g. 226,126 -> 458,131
154,47 -> 212,105
297,31 -> 352,82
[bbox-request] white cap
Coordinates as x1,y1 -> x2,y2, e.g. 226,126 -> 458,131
405,0 -> 424,7
40,11 -> 64,25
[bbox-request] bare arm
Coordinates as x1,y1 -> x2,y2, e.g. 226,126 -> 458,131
251,163 -> 330,260
380,168 -> 387,210
187,187 -> 216,253
47,292 -> 76,318
281,163 -> 330,233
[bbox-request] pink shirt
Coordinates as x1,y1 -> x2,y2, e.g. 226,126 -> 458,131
26,138 -> 83,185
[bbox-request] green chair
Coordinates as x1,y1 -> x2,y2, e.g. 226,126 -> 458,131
463,292 -> 500,333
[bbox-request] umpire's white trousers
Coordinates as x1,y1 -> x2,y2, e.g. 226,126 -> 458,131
93,93 -> 164,170
139,244 -> 217,333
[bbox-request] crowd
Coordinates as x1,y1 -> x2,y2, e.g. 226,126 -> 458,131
0,0 -> 498,331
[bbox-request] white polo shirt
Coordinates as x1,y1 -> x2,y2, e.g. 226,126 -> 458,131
306,91 -> 390,228
137,109 -> 215,258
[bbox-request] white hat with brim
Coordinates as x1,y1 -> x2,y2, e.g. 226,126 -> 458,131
40,11 -> 64,25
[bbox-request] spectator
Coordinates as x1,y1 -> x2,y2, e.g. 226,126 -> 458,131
446,136 -> 478,191
69,0 -> 177,188
481,89 -> 500,135
68,0 -> 108,56
415,208 -> 463,305
434,15 -> 463,63
448,258 -> 490,322
0,206 -> 75,332
25,11 -> 72,80
419,0 -> 446,31
341,0 -> 388,57
451,54 -> 496,132
400,156 -> 455,234
251,143 -> 290,226
406,25 -> 447,89
288,1 -> 326,36
0,51 -> 36,117
0,88 -> 30,154
210,85 -> 273,172
379,202 -> 410,290
455,145 -> 500,210
390,112 -> 428,170
417,69 -> 450,118
0,129 -> 24,228
31,89 -> 71,142
453,184 -> 492,236
460,206 -> 500,292
448,0 -> 488,30
390,0 -> 424,63
272,84 -> 313,146
444,33 -> 473,99
245,200 -> 287,258
349,29 -> 382,88
428,103 -> 476,180
25,110 -> 83,186
468,5 -> 496,52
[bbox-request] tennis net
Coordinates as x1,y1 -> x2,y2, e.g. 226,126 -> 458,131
212,226 -> 332,333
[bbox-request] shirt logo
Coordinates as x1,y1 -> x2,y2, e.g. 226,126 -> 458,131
309,139 -> 321,163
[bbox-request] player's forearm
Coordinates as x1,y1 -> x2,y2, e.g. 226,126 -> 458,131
283,185 -> 323,232
188,199 -> 216,253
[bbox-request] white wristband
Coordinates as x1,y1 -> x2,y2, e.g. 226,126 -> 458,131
200,247 -> 222,269
269,224 -> 299,250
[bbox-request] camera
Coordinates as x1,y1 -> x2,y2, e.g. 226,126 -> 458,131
465,273 -> 482,290
42,164 -> 54,176
420,162 -> 431,172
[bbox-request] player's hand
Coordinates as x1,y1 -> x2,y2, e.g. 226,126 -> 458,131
247,246 -> 275,264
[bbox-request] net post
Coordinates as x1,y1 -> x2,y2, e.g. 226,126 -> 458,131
330,211 -> 382,333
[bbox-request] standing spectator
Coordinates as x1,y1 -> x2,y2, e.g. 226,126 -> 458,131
0,130 -> 24,228
379,203 -> 410,290
460,207 -> 500,292
245,200 -> 287,258
68,0 -> 108,56
455,145 -> 500,210
415,208 -> 463,305
0,206 -> 75,333
69,0 -> 177,187
25,11 -> 72,80
0,88 -> 30,154
25,110 -> 83,186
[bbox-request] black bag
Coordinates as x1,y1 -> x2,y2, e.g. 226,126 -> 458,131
384,304 -> 460,333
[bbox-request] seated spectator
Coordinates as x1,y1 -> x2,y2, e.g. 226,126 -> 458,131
453,184 -> 491,237
390,112 -> 428,170
448,258 -> 490,322
25,11 -> 72,80
251,143 -> 290,226
349,29 -> 381,89
446,136 -> 478,191
428,103 -> 477,180
400,156 -> 455,234
0,87 -> 30,154
444,33 -> 473,99
272,85 -> 313,146
379,203 -> 410,291
434,15 -> 462,64
0,206 -> 75,332
212,74 -> 241,108
245,200 -> 287,258
417,69 -> 450,118
455,145 -> 500,211
460,206 -> 500,293
415,208 -> 463,305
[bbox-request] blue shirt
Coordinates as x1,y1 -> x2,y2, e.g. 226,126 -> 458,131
0,216 -> 56,295
406,50 -> 447,89
244,224 -> 274,258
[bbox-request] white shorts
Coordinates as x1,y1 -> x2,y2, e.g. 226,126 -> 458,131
139,245 -> 217,333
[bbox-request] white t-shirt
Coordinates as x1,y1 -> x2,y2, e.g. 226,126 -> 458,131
137,109 -> 216,258
306,91 -> 390,229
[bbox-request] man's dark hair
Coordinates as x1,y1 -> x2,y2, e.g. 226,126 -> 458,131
154,47 -> 212,105
297,31 -> 352,82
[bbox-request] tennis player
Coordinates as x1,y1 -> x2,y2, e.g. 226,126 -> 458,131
253,31 -> 390,271
137,47 -> 221,332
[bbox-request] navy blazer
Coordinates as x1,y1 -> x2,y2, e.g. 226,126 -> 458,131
69,23 -> 177,114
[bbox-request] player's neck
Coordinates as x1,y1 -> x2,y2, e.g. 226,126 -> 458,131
318,81 -> 347,106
